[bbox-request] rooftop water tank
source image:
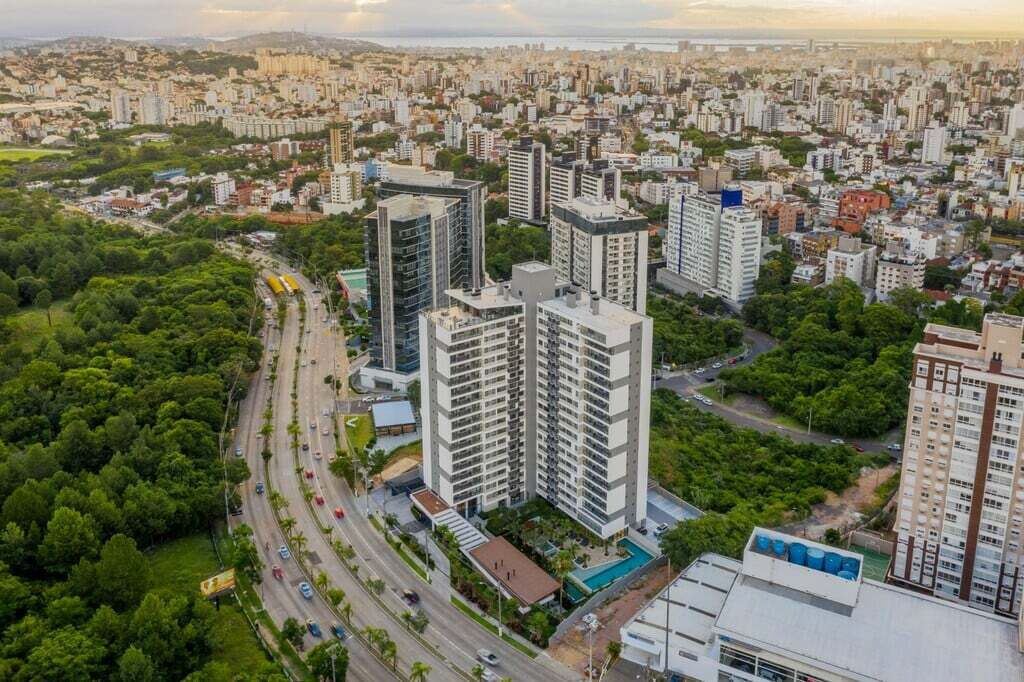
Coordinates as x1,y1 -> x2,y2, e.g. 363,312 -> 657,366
837,570 -> 856,581
806,548 -> 825,570
772,539 -> 786,556
756,535 -> 771,552
841,556 -> 861,577
788,542 -> 807,566
824,552 -> 842,575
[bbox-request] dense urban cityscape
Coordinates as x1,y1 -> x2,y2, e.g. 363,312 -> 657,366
1,9 -> 1024,681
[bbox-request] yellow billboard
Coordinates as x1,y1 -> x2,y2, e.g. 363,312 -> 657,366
200,568 -> 237,599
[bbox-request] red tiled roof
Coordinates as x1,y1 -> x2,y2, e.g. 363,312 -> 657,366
411,489 -> 449,517
468,537 -> 560,606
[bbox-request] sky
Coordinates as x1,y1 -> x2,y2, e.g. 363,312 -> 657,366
4,0 -> 1024,40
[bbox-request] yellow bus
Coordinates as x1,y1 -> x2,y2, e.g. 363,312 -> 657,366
266,276 -> 285,295
282,274 -> 301,293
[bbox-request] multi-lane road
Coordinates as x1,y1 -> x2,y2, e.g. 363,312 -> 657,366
230,249 -> 578,681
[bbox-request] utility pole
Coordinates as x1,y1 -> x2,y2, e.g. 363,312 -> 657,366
807,404 -> 813,435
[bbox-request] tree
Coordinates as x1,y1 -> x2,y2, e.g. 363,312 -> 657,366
472,663 -> 487,681
381,639 -> 397,669
118,645 -> 157,682
282,617 -> 306,647
40,507 -> 100,575
94,533 -> 151,611
308,641 -> 348,681
552,549 -> 574,605
22,626 -> 107,680
409,661 -> 432,682
35,288 -> 53,326
525,610 -> 550,644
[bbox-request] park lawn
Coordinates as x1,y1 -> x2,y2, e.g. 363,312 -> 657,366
147,532 -> 272,673
0,147 -> 72,161
8,303 -> 72,351
345,414 -> 374,453
386,439 -> 422,460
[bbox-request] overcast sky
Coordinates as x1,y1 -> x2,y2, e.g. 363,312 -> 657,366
4,0 -> 1023,39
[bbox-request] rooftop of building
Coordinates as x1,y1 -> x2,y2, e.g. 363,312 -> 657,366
468,537 -> 560,606
374,193 -> 456,220
370,400 -> 416,428
541,288 -> 648,334
551,196 -> 645,230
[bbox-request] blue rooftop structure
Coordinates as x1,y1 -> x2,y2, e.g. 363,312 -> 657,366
370,400 -> 417,436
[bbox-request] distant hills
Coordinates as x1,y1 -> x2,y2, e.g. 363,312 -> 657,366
9,32 -> 383,54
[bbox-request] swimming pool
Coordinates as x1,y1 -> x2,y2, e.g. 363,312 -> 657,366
568,538 -> 653,597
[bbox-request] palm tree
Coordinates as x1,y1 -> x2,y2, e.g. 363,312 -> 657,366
471,664 -> 486,681
381,639 -> 397,669
401,610 -> 415,630
315,571 -> 330,592
269,491 -> 288,512
291,531 -> 308,557
409,661 -> 432,682
553,549 -> 574,605
339,601 -> 353,623
280,517 -> 297,536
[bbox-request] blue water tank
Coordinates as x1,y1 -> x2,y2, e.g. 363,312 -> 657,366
721,186 -> 743,209
772,539 -> 786,556
755,535 -> 771,552
841,557 -> 861,576
824,552 -> 842,575
837,570 -> 856,581
806,548 -> 825,570
788,542 -> 807,566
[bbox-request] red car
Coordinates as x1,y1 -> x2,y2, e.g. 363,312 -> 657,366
852,443 -> 865,453
272,565 -> 283,580
314,494 -> 325,506
333,507 -> 345,519
304,469 -> 315,479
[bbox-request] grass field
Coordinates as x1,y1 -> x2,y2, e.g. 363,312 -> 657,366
0,147 -> 72,161
147,532 -> 273,673
9,303 -> 72,351
386,439 -> 422,460
345,414 -> 374,453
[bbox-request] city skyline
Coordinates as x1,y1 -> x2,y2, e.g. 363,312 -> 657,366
4,0 -> 1024,40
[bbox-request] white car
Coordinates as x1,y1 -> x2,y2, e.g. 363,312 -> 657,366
475,650 -> 499,666
712,362 -> 723,369
321,428 -> 329,436
694,367 -> 706,374
830,438 -> 845,445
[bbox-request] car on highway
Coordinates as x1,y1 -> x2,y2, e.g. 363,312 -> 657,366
314,450 -> 322,460
301,360 -> 308,367
321,428 -> 329,436
479,671 -> 500,682
888,443 -> 902,452
314,494 -> 325,506
476,649 -> 499,666
712,362 -> 723,369
830,438 -> 845,445
851,443 -> 865,453
234,447 -> 243,457
333,507 -> 345,519
306,618 -> 321,637
255,481 -> 265,495
327,453 -> 336,464
279,545 -> 290,560
272,565 -> 283,580
728,357 -> 738,365
299,582 -> 314,600
331,622 -> 347,640
694,367 -> 706,374
304,469 -> 315,479
302,443 -> 310,451
654,522 -> 670,536
310,421 -> 317,429
402,589 -> 420,605
323,408 -> 330,416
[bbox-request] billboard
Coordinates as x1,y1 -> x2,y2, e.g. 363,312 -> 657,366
200,568 -> 237,600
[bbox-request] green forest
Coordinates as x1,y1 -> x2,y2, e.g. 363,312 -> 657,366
0,190 -> 281,680
648,293 -> 743,365
653,390 -> 882,567
484,223 -> 550,280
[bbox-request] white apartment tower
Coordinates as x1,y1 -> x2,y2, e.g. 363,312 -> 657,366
889,313 -> 1024,619
664,189 -> 761,309
110,89 -> 132,124
420,263 -> 651,538
466,123 -> 495,162
549,197 -> 648,314
922,123 -> 948,164
508,136 -> 546,222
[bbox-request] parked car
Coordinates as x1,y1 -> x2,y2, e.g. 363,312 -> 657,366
314,494 -> 325,506
728,357 -> 738,365
333,507 -> 345,519
279,545 -> 290,560
272,565 -> 283,580
851,443 -> 865,453
306,619 -> 322,637
476,649 -> 499,666
402,589 -> 420,605
331,622 -> 347,640
255,481 -> 265,495
830,438 -> 845,445
299,582 -> 313,600
888,443 -> 902,452
712,362 -> 723,369
694,367 -> 706,374
654,522 -> 670,536
304,469 -> 315,479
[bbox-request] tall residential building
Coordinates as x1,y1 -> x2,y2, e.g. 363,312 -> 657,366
549,197 -> 648,314
922,122 -> 948,164
549,153 -> 621,212
875,242 -> 925,299
328,118 -> 355,166
834,98 -> 854,134
662,189 -> 761,308
321,163 -> 365,215
443,117 -> 463,149
824,235 -> 878,287
466,123 -> 495,161
419,263 -> 651,537
110,89 -> 132,124
138,93 -> 168,126
889,313 -> 1024,619
378,165 -> 486,290
508,135 -> 546,222
363,195 -> 461,390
